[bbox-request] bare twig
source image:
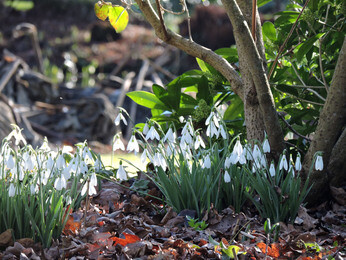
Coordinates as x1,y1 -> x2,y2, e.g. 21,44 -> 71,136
270,83 -> 325,89
155,0 -> 169,41
251,0 -> 257,42
277,112 -> 311,142
268,0 -> 310,79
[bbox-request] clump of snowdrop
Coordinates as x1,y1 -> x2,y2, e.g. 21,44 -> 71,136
0,125 -> 105,248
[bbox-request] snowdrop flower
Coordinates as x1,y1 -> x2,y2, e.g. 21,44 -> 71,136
83,146 -> 94,164
9,183 -> 16,197
114,112 -> 127,126
315,155 -> 323,171
194,134 -> 206,150
39,137 -> 50,152
6,154 -> 15,169
94,157 -> 103,171
182,120 -> 194,136
166,144 -> 175,157
239,150 -> 247,165
252,145 -> 261,162
181,131 -> 193,147
269,163 -> 276,177
14,164 -> 24,181
206,120 -> 219,138
279,154 -> 288,171
295,153 -> 302,171
113,134 -> 125,151
54,174 -> 66,191
218,125 -> 227,139
146,126 -> 160,141
224,156 -> 232,169
262,138 -> 270,153
116,162 -> 127,180
143,123 -> 150,135
127,134 -> 139,154
179,116 -> 185,123
244,144 -> 253,161
78,161 -> 89,175
24,153 -> 35,172
224,170 -> 231,183
164,128 -> 176,143
81,172 -> 98,196
56,154 -> 66,169
202,154 -> 211,169
7,124 -> 27,146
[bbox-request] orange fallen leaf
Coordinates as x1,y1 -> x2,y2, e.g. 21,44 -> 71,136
111,233 -> 140,246
257,242 -> 280,258
63,215 -> 81,235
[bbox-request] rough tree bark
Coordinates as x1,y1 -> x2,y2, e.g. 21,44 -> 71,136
302,37 -> 346,205
135,0 -> 285,156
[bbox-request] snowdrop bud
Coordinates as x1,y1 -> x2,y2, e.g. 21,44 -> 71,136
6,155 -> 15,169
279,155 -> 288,171
269,163 -> 276,177
262,139 -> 270,153
179,116 -> 185,123
143,123 -> 149,135
116,163 -> 127,181
295,153 -> 302,171
219,125 -> 227,139
315,155 -> 323,171
253,145 -> 261,161
224,170 -> 231,183
30,184 -> 38,195
9,183 -> 16,197
224,156 -> 232,169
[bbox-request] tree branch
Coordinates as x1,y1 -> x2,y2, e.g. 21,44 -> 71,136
134,0 -> 244,100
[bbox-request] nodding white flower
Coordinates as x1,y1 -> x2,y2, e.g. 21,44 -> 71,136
164,128 -> 176,143
206,121 -> 218,138
269,163 -> 276,177
141,148 -> 149,164
83,146 -> 94,163
143,123 -> 150,135
56,154 -> 66,169
315,155 -> 323,171
62,164 -> 71,180
6,154 -> 15,169
41,169 -> 50,185
24,153 -> 35,172
252,145 -> 261,161
114,112 -> 127,126
14,164 -> 24,181
244,144 -> 253,161
279,154 -> 288,171
7,125 -> 27,146
94,157 -> 103,171
90,172 -> 98,187
218,125 -> 227,139
202,154 -> 211,169
116,163 -> 127,181
194,134 -> 206,150
295,153 -> 302,171
179,116 -> 185,123
127,134 -> 139,154
113,134 -> 125,151
54,174 -> 66,191
39,137 -> 50,151
182,121 -> 194,136
9,183 -> 16,197
146,126 -> 160,141
262,139 -> 270,153
239,150 -> 247,165
224,170 -> 231,183
224,156 -> 232,169
181,132 -> 193,146
81,179 -> 97,196
62,145 -> 74,154
166,144 -> 175,157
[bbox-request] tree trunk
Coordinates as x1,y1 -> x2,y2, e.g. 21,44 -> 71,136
303,37 -> 346,205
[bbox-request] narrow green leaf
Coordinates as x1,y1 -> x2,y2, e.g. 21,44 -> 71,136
196,58 -> 209,73
258,0 -> 273,7
108,6 -> 129,33
94,2 -> 109,21
295,33 -> 324,63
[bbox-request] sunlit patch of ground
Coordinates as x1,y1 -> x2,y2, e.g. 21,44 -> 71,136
101,152 -> 146,176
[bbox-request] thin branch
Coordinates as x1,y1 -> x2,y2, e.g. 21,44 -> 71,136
291,65 -> 326,102
251,0 -> 257,42
270,83 -> 325,89
277,113 -> 311,142
274,87 -> 324,106
134,0 -> 244,100
268,0 -> 310,79
155,0 -> 169,41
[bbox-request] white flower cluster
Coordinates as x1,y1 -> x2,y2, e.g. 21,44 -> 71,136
1,126 -> 103,198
